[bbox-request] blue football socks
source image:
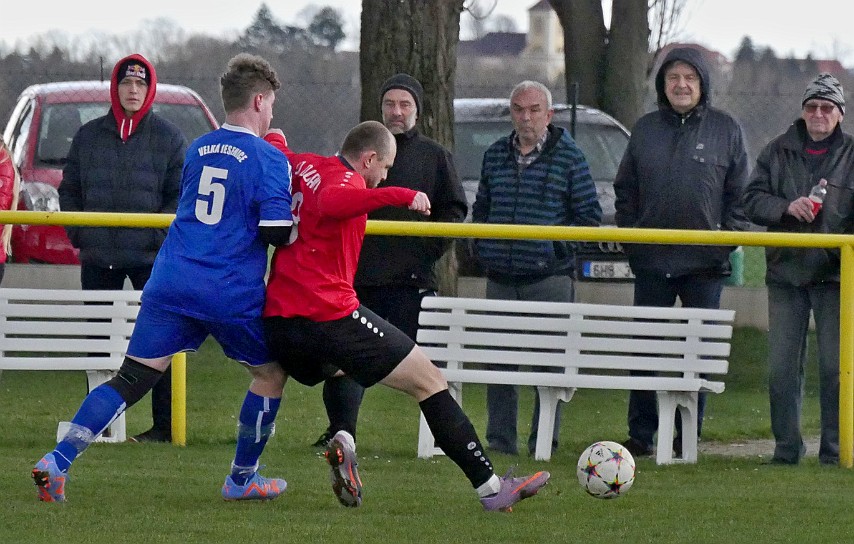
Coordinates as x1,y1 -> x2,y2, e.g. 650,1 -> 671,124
53,384 -> 127,472
231,391 -> 281,485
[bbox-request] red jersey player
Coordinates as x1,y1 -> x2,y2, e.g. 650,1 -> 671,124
263,120 -> 549,512
263,123 -> 428,320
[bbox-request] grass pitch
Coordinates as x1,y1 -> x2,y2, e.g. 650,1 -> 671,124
2,331 -> 853,543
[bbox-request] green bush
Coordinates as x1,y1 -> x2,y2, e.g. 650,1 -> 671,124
742,245 -> 767,288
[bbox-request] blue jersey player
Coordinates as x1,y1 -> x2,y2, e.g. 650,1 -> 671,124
33,53 -> 294,503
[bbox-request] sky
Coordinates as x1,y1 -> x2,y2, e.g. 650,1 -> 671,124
2,1 -> 853,67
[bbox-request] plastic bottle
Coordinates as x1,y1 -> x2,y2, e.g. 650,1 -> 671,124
809,178 -> 828,215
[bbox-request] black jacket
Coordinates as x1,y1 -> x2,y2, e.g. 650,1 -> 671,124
743,120 -> 854,286
354,127 -> 467,290
59,111 -> 186,267
614,47 -> 750,277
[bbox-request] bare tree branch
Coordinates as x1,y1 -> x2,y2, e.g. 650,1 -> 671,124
462,0 -> 499,39
649,0 -> 688,57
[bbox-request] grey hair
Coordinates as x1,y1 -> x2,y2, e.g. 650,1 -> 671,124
510,80 -> 553,109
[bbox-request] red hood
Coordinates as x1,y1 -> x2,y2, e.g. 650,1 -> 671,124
110,53 -> 157,141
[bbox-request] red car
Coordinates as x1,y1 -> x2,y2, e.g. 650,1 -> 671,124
1,81 -> 219,264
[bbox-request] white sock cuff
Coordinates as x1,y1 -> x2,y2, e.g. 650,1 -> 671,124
476,474 -> 501,498
230,462 -> 259,475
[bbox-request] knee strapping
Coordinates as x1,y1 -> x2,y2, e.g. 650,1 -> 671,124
237,422 -> 276,444
106,357 -> 165,406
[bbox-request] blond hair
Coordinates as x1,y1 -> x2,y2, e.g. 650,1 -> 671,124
1,138 -> 21,257
220,53 -> 281,113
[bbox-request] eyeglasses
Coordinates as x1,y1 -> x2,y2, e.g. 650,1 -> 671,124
803,103 -> 836,114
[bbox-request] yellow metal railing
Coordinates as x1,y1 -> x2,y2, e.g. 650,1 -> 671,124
1,210 -> 851,466
171,352 -> 187,446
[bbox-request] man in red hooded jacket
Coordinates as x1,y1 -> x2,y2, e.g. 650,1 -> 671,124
58,53 -> 187,443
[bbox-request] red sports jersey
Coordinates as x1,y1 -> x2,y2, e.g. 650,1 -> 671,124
263,133 -> 417,321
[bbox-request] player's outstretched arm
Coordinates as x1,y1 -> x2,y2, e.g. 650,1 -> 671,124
318,185 -> 418,219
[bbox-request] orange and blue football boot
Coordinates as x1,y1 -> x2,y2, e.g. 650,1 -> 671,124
324,430 -> 362,507
222,471 -> 287,501
32,453 -> 67,503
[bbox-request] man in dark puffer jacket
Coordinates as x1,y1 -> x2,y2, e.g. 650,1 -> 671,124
614,46 -> 749,459
59,53 -> 187,443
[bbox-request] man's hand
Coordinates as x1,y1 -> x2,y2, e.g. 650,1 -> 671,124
265,128 -> 286,146
409,192 -> 431,216
786,196 -> 816,223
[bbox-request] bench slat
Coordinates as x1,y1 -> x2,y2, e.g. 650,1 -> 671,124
3,337 -> 132,352
0,357 -> 123,371
423,347 -> 729,375
418,330 -> 731,357
420,297 -> 735,321
424,347 -> 570,367
440,369 -> 725,394
2,321 -> 136,336
1,305 -> 140,320
419,311 -> 734,340
571,353 -> 728,374
0,288 -> 142,303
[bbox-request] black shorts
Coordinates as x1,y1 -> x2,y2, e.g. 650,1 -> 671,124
263,305 -> 416,387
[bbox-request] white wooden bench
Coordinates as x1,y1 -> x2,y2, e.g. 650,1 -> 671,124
415,297 -> 735,465
0,287 -> 142,443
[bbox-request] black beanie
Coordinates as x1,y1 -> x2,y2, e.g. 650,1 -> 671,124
380,73 -> 423,115
117,60 -> 151,85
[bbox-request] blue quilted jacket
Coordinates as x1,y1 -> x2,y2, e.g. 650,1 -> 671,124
472,124 -> 601,279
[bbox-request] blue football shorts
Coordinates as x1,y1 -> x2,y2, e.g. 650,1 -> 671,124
127,301 -> 270,366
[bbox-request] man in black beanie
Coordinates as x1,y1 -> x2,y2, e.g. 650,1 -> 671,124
379,73 -> 423,120
743,72 -> 851,466
310,73 -> 468,448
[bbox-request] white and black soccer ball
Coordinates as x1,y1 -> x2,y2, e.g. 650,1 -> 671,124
576,440 -> 636,499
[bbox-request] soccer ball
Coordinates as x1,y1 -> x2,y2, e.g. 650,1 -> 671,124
576,441 -> 636,499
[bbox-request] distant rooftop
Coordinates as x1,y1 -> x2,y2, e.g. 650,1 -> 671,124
815,59 -> 846,74
458,32 -> 527,57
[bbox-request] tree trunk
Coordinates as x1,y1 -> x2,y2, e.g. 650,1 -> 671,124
549,0 -> 606,107
360,0 -> 463,148
549,0 -> 652,129
359,0 -> 465,295
603,0 -> 650,128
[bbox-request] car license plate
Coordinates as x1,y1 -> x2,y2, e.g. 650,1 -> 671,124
582,261 -> 634,279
